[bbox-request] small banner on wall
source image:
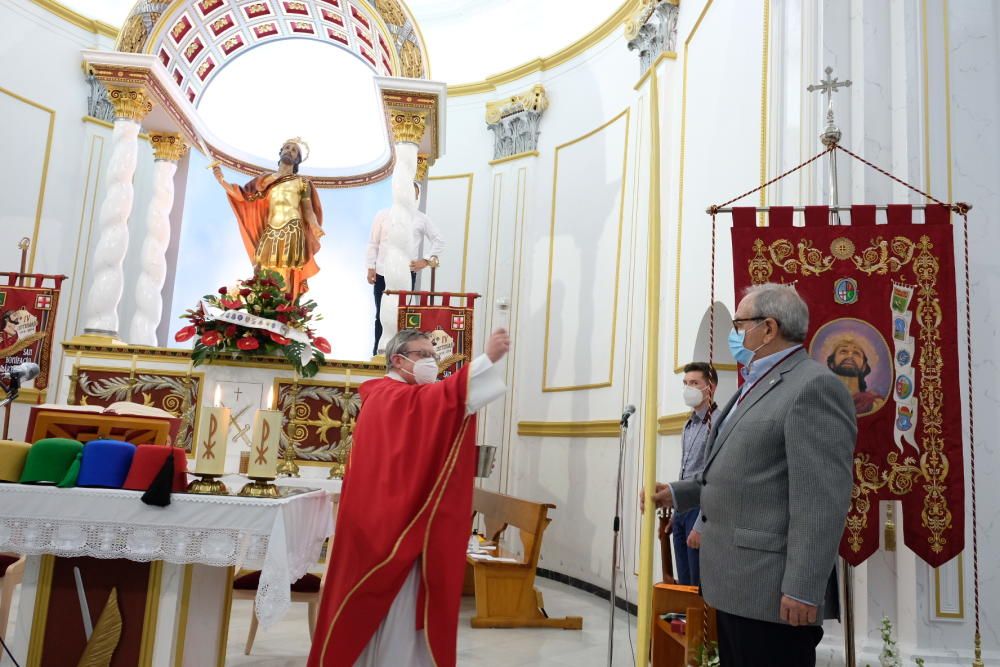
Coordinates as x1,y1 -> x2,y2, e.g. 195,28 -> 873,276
391,291 -> 480,375
0,273 -> 66,395
730,204 -> 963,568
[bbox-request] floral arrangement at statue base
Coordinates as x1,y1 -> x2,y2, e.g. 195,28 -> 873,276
175,270 -> 331,378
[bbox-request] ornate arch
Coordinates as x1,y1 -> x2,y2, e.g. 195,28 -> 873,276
115,0 -> 429,106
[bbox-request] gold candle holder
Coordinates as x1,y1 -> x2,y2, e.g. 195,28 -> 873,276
277,377 -> 300,477
187,473 -> 228,495
237,477 -> 280,498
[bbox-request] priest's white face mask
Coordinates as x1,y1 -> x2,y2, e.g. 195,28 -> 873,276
394,346 -> 440,385
406,358 -> 439,384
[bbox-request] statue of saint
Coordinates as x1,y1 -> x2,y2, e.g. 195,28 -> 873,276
213,138 -> 324,297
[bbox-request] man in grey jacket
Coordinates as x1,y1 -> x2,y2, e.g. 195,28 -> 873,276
648,283 -> 856,666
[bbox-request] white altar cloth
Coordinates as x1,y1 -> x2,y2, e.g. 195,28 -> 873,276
0,483 -> 333,627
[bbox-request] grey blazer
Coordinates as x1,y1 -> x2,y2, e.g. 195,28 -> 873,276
671,348 -> 857,625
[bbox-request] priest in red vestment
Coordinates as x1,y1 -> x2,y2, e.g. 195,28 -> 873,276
308,328 -> 509,667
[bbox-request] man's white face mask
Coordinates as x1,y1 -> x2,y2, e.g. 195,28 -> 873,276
399,357 -> 438,384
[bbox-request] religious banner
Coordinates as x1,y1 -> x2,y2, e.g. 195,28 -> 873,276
730,203 -> 963,567
390,291 -> 480,375
0,272 -> 67,395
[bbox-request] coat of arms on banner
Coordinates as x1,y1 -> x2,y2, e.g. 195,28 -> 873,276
730,204 -> 963,568
0,274 -> 66,394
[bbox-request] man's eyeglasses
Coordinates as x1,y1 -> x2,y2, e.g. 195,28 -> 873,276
399,349 -> 440,362
731,316 -> 766,332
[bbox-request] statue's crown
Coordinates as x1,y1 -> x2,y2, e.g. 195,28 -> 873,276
284,136 -> 310,162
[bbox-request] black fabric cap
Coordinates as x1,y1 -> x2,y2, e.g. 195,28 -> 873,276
141,452 -> 175,507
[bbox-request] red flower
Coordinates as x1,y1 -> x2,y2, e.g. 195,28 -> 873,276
225,324 -> 238,337
269,332 -> 291,346
276,314 -> 289,323
174,325 -> 196,342
239,288 -> 251,297
219,286 -> 228,295
284,293 -> 293,301
220,298 -> 242,310
237,336 -> 260,350
202,330 -> 221,346
313,337 -> 331,354
276,304 -> 293,312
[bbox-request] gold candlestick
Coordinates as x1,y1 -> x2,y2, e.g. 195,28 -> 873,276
329,371 -> 354,480
277,377 -> 300,477
241,387 -> 282,497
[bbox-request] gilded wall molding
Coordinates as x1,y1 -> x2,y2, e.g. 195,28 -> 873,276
517,420 -> 622,438
657,412 -> 689,435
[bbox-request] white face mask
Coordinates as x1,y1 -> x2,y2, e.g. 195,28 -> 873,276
682,385 -> 706,409
398,356 -> 439,384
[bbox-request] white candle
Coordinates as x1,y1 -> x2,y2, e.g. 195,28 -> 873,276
248,409 -> 282,479
195,386 -> 230,475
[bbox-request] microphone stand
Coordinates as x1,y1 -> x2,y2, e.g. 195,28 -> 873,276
607,411 -> 632,666
0,375 -> 19,440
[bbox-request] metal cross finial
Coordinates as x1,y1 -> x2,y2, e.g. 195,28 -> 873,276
807,66 -> 852,146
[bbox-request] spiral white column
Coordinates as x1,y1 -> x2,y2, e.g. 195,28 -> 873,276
82,86 -> 152,339
128,133 -> 187,346
377,111 -> 427,354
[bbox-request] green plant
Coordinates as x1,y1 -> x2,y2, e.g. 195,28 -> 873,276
696,640 -> 720,667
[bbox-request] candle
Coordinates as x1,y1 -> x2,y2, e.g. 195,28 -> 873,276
195,385 -> 230,475
248,408 -> 282,480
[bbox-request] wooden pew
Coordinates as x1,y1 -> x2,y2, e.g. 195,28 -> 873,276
467,487 -> 582,629
651,583 -> 717,666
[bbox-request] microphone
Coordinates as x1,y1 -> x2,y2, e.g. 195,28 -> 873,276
620,404 -> 636,427
9,362 -> 40,382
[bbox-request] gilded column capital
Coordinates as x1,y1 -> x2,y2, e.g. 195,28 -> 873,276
106,86 -> 153,122
150,133 -> 189,162
485,84 -> 548,161
388,110 -> 428,145
415,153 -> 430,181
626,0 -> 679,76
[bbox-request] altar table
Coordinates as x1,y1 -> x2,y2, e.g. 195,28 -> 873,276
0,482 -> 333,667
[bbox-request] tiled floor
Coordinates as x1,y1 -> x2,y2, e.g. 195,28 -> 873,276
227,577 -> 639,666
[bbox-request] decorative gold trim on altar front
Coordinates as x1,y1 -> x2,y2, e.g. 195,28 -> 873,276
388,110 -> 427,145
105,86 -> 153,122
150,132 -> 188,162
274,376 -> 361,467
488,150 -> 539,166
447,1 -> 639,97
542,108 -> 630,393
29,0 -> 118,38
173,564 -> 194,667
672,0 -> 770,373
60,341 -> 387,376
0,86 -> 55,273
517,420 -> 621,438
137,561 -> 163,667
657,412 -> 689,435
26,555 -> 55,667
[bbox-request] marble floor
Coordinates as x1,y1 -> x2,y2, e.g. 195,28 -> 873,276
227,577 -> 639,666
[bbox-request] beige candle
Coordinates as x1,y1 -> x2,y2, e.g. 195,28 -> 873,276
195,385 -> 230,475
248,388 -> 281,479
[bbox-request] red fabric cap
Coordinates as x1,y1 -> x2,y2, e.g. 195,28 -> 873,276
123,445 -> 188,492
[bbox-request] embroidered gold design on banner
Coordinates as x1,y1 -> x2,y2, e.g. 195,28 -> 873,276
747,234 -> 951,556
830,237 -> 856,260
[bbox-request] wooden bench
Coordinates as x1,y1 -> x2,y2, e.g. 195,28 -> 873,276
466,487 -> 582,629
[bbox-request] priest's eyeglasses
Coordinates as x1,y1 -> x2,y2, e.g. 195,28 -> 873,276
400,349 -> 440,362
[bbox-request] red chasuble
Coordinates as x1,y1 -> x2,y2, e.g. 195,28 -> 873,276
308,365 -> 477,667
225,174 -> 323,297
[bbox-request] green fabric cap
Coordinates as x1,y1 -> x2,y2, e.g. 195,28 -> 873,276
20,438 -> 84,485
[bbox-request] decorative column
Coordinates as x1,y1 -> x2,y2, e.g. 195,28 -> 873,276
128,133 -> 188,347
415,153 -> 430,182
81,86 -> 152,340
625,0 -> 679,77
486,84 -> 548,162
376,111 -> 426,354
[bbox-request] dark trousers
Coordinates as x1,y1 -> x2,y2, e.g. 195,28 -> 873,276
372,272 -> 417,356
717,609 -> 823,667
671,507 -> 701,586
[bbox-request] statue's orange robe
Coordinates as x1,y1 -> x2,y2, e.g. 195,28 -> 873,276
308,365 -> 477,667
225,174 -> 323,297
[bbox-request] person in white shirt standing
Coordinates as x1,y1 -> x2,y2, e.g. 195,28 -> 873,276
366,182 -> 445,356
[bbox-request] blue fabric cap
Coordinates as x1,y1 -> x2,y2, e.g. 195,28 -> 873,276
76,440 -> 137,489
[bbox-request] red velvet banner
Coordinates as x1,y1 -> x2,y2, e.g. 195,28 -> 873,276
730,204 -> 963,567
0,273 -> 66,393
